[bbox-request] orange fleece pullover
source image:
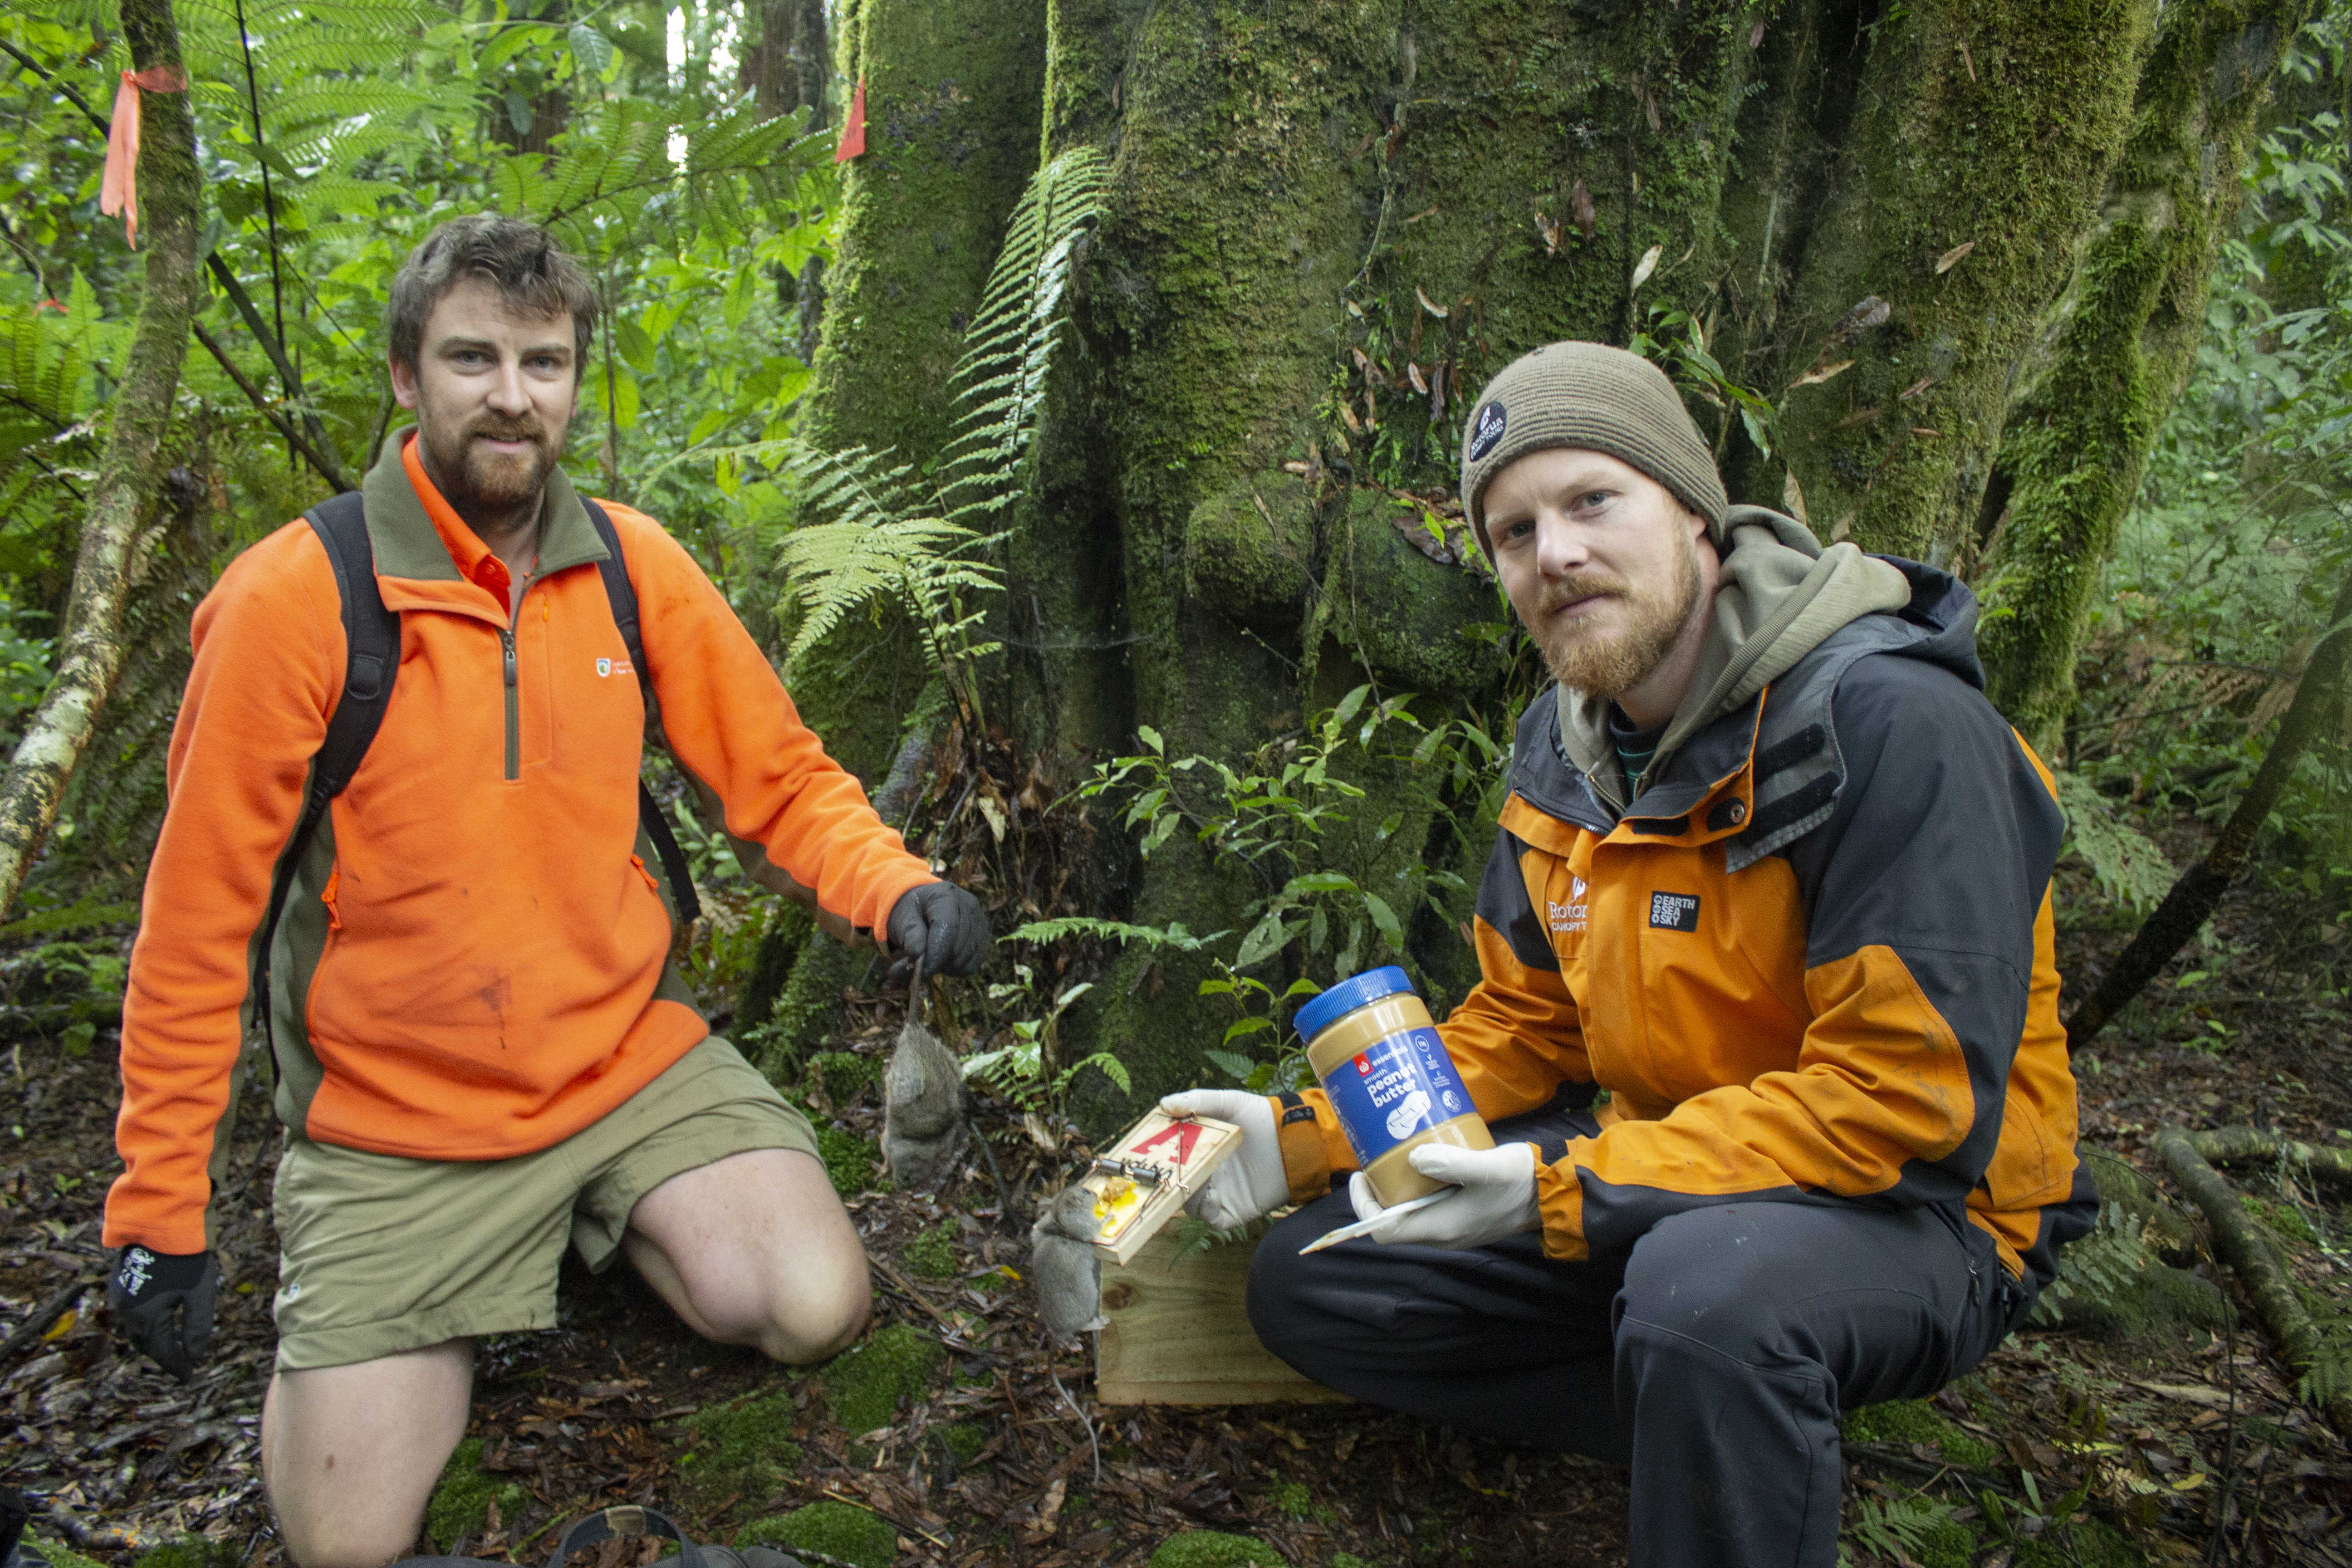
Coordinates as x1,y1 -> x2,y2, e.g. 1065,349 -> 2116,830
104,433 -> 935,1253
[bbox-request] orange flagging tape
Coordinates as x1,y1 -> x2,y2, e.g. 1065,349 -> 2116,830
99,64 -> 188,248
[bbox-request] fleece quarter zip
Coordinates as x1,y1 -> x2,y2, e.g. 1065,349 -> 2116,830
105,431 -> 936,1254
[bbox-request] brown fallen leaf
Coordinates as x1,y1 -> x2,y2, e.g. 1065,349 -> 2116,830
1337,400 -> 1363,436
1911,426 -> 1941,438
1959,39 -> 1977,82
1750,18 -> 1766,48
1899,376 -> 1936,400
1535,211 -> 1563,257
1403,205 -> 1441,225
1415,285 -> 1449,318
1406,362 -> 1429,394
1788,358 -> 1855,390
1572,177 -> 1596,237
1825,406 -> 1882,432
1935,239 -> 1976,274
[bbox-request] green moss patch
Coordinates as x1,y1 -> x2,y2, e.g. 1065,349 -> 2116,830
130,1539 -> 241,1568
810,1049 -> 883,1103
904,1221 -> 961,1279
817,1123 -> 878,1196
1842,1400 -> 2000,1469
940,1421 -> 989,1464
425,1437 -> 525,1549
738,1501 -> 896,1568
1147,1531 -> 1283,1568
2245,1195 -> 2319,1246
677,1385 -> 803,1505
37,1537 -> 113,1568
821,1321 -> 944,1434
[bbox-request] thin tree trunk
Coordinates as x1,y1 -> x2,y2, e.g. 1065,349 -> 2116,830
0,0 -> 204,916
2066,559 -> 2352,1049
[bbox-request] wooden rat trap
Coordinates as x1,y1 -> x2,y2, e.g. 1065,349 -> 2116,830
1078,1109 -> 1242,1265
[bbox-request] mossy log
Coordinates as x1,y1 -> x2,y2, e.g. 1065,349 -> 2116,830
2153,1126 -> 2352,1442
0,0 -> 205,917
2182,1125 -> 2352,1187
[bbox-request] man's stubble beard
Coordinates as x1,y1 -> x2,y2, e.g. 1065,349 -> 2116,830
1536,524 -> 1705,700
415,400 -> 561,516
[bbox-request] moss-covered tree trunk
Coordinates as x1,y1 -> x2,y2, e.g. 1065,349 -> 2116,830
798,0 -> 2309,1117
0,0 -> 203,916
1976,0 -> 2312,754
790,0 -> 1049,784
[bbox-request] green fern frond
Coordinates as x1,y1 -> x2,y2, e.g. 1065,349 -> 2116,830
2053,772 -> 2176,913
935,147 -> 1107,528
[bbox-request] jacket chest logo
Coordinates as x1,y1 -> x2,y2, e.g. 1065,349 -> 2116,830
1649,892 -> 1701,932
595,656 -> 636,678
1548,875 -> 1588,935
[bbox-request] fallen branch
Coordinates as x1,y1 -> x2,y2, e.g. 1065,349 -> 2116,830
2183,1126 -> 2352,1186
2152,1127 -> 2352,1442
2068,563 -> 2352,1049
0,0 -> 206,918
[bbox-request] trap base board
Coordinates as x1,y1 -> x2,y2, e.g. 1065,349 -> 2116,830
1094,1230 -> 1349,1406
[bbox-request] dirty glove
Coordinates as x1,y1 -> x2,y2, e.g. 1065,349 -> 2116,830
108,1245 -> 217,1380
886,881 -> 990,979
1158,1090 -> 1287,1230
1348,1142 -> 1540,1251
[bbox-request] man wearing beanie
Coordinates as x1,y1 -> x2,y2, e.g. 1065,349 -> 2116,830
1161,342 -> 2096,1566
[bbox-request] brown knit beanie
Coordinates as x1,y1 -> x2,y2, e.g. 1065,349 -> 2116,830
1457,341 -> 1729,559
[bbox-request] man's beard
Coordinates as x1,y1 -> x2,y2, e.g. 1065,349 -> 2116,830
415,408 -> 559,516
1535,526 -> 1705,699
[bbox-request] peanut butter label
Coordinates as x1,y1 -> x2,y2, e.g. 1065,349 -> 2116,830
1318,1025 -> 1474,1169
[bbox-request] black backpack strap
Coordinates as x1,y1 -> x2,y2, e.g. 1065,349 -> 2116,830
252,492 -> 397,1038
581,499 -> 702,928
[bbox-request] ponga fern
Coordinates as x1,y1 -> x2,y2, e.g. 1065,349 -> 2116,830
935,145 -> 1108,526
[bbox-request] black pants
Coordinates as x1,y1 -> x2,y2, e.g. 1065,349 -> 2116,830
1246,1112 -> 2022,1568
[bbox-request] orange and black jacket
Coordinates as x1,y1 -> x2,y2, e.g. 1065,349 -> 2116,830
103,431 -> 937,1254
1280,556 -> 2097,1292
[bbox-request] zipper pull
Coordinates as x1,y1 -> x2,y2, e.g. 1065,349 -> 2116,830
502,629 -> 516,687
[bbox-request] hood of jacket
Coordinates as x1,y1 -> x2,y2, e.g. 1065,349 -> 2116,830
1557,505 -> 1922,805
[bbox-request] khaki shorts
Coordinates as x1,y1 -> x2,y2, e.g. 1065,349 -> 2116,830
269,1035 -> 819,1371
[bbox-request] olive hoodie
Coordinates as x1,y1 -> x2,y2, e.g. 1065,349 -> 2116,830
104,431 -> 936,1254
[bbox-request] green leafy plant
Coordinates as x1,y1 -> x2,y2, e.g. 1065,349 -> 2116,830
1837,1495 -> 1970,1568
964,968 -> 1132,1124
2052,771 -> 2178,914
1081,685 -> 1476,982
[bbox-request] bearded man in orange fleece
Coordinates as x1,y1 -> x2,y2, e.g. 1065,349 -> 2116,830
100,215 -> 987,1568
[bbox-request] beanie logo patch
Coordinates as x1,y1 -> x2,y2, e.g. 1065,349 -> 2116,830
1467,401 -> 1507,462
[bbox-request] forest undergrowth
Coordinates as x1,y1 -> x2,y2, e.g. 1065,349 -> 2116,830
1,724 -> 2348,1568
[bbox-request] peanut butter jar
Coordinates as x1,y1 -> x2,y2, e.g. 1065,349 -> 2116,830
1295,965 -> 1493,1205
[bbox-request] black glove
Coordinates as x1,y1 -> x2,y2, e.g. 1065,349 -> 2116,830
885,882 -> 990,979
108,1245 -> 217,1381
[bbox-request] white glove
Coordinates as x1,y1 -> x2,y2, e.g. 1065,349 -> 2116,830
1348,1142 -> 1540,1250
1159,1090 -> 1288,1230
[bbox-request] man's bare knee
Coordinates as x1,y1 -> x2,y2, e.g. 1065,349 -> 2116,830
263,1343 -> 471,1568
760,1260 -> 872,1364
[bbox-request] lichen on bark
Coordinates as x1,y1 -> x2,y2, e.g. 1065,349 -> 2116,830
0,0 -> 205,915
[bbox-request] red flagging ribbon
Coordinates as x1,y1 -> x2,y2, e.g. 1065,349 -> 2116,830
100,65 -> 189,248
834,75 -> 867,163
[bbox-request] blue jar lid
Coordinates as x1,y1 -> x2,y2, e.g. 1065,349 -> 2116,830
1291,965 -> 1416,1041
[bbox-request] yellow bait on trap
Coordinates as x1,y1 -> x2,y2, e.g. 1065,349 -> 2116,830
1093,1176 -> 1145,1239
